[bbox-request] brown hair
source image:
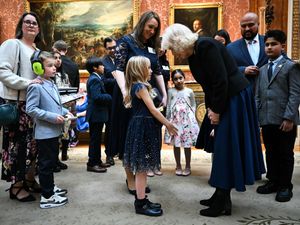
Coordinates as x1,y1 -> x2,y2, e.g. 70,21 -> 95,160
133,11 -> 161,50
15,11 -> 43,43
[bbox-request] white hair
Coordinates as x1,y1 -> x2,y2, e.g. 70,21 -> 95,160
161,23 -> 198,53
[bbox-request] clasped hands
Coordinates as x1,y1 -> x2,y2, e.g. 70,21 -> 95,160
207,108 -> 220,125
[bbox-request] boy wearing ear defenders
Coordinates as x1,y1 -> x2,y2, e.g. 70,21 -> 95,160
26,51 -> 72,209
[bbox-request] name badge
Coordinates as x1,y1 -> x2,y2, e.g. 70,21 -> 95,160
148,47 -> 156,54
162,65 -> 170,70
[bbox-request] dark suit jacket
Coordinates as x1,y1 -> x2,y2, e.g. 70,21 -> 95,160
102,55 -> 116,96
61,55 -> 80,88
226,35 -> 268,86
86,72 -> 112,123
188,37 -> 249,114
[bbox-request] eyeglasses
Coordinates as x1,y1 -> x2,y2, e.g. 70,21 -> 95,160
23,20 -> 38,27
106,46 -> 116,50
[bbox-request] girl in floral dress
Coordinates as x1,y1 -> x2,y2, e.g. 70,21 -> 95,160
164,69 -> 199,176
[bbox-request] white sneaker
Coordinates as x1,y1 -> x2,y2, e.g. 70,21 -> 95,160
40,194 -> 68,209
54,185 -> 68,196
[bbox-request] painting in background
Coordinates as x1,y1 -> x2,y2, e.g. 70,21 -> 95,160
30,0 -> 133,68
169,3 -> 222,70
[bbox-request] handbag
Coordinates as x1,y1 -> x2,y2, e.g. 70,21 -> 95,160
0,47 -> 21,126
149,87 -> 162,107
0,101 -> 19,126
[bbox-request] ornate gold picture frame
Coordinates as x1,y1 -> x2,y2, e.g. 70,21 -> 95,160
169,2 -> 223,71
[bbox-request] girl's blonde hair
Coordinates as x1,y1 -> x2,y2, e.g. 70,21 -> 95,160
124,56 -> 151,107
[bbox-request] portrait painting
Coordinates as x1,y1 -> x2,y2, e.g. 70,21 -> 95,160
169,3 -> 223,70
26,0 -> 135,69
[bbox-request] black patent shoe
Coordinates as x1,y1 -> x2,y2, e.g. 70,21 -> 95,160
256,181 -> 278,194
275,188 -> 293,202
135,199 -> 163,217
146,197 -> 161,209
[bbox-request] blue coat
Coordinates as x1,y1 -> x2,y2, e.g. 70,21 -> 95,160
86,72 -> 112,123
227,35 -> 268,86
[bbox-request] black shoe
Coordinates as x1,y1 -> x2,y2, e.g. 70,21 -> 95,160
200,189 -> 217,206
99,161 -> 111,168
61,154 -> 69,161
53,164 -> 61,173
106,157 -> 115,166
134,198 -> 163,217
146,198 -> 161,209
8,185 -> 36,202
275,188 -> 293,202
87,165 -> 107,173
57,160 -> 68,170
256,181 -> 278,194
200,188 -> 232,217
126,180 -> 151,195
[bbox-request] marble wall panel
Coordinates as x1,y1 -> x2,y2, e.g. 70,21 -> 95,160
0,0 -> 24,43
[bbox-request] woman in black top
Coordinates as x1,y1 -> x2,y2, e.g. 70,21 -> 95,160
162,23 -> 265,217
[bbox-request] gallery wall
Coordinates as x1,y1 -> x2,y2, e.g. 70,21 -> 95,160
0,0 -> 249,44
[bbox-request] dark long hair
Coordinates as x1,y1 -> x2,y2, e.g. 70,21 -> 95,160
15,11 -> 44,43
52,51 -> 67,81
213,29 -> 231,46
132,11 -> 161,50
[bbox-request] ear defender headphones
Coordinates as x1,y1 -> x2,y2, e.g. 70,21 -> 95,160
31,50 -> 44,76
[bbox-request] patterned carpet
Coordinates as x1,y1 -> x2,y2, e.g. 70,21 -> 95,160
0,145 -> 299,225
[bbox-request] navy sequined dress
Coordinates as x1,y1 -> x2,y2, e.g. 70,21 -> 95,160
123,83 -> 161,173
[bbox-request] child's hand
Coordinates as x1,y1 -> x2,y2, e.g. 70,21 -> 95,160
280,120 -> 294,132
56,115 -> 65,124
166,123 -> 178,136
66,112 -> 74,118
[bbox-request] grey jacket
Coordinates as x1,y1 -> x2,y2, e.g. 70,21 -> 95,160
255,57 -> 300,126
26,79 -> 68,140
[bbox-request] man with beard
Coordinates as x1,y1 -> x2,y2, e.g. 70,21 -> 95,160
227,12 -> 268,88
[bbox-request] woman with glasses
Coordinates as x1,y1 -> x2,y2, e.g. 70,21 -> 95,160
0,12 -> 43,202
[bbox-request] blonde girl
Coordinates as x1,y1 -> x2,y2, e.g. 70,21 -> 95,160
123,56 -> 177,217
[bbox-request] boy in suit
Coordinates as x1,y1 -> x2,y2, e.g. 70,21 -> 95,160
26,51 -> 70,208
255,30 -> 300,202
85,57 -> 112,173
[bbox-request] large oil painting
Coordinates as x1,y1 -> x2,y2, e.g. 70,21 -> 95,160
169,3 -> 223,70
27,0 -> 134,69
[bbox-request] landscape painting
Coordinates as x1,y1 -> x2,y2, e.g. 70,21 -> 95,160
29,0 -> 133,68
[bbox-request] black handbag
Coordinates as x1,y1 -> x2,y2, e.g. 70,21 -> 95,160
0,101 -> 19,126
0,48 -> 21,126
149,87 -> 162,107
